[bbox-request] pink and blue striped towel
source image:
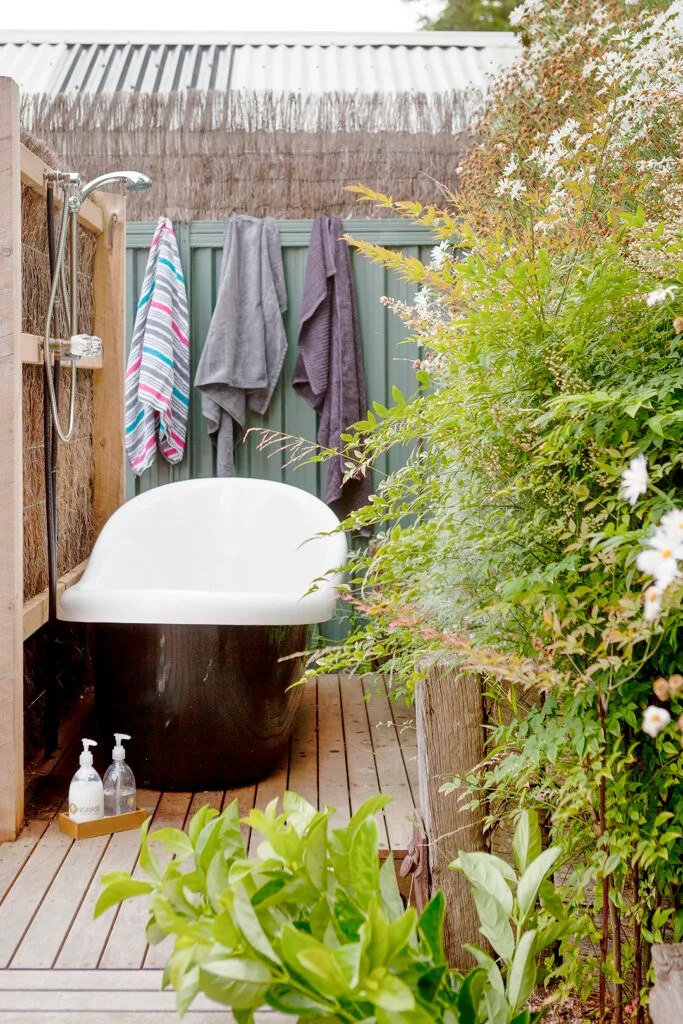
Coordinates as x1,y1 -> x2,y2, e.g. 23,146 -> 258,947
125,218 -> 190,475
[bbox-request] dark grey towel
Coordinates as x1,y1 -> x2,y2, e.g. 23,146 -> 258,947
293,214 -> 371,521
194,216 -> 287,475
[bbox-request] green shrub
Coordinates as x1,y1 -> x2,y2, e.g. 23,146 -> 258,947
298,1 -> 683,1009
96,797 -> 564,1023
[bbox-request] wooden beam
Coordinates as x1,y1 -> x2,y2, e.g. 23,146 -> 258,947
22,560 -> 88,642
21,333 -> 103,370
415,663 -> 487,970
0,76 -> 24,840
19,144 -> 104,235
91,192 -> 126,539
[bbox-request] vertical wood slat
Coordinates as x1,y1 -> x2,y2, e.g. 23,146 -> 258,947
0,76 -> 23,841
92,192 -> 126,539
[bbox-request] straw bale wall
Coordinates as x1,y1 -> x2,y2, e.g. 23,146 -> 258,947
20,132 -> 96,602
23,90 -> 476,222
22,365 -> 94,599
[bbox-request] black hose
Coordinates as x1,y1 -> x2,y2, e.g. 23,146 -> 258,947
43,183 -> 60,756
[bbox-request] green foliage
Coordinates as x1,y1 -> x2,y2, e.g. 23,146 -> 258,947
96,798 -> 561,1022
409,0 -> 520,32
300,2 -> 683,1005
452,811 -> 570,1019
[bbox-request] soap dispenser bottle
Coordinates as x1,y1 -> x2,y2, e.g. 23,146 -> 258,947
103,734 -> 136,816
69,739 -> 104,822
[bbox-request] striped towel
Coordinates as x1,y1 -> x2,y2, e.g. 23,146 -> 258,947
125,218 -> 190,476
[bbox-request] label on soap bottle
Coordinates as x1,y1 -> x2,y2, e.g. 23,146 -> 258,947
69,781 -> 104,822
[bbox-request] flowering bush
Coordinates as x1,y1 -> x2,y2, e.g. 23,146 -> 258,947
305,0 -> 683,1015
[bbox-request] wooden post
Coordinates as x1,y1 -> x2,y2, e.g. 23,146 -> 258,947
415,662 -> 487,969
91,193 -> 126,538
0,77 -> 24,840
650,945 -> 683,1023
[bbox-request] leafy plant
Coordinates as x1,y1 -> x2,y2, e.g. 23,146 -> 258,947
95,796 -> 560,1022
451,810 -> 571,1023
295,3 -> 683,1015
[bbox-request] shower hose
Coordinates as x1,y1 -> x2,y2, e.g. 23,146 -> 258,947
42,183 -> 78,755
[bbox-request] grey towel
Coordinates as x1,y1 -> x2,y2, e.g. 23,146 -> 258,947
293,214 -> 371,521
195,216 -> 287,476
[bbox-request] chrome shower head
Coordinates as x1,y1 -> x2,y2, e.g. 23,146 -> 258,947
78,171 -> 152,204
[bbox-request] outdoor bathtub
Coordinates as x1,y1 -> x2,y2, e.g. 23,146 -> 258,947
59,478 -> 347,789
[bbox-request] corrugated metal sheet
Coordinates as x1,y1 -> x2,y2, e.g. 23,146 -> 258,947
0,32 -> 519,96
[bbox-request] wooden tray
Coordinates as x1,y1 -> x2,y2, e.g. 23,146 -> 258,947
59,808 -> 149,840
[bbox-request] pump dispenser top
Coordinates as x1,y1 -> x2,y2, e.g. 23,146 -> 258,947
79,738 -> 97,768
112,733 -> 130,761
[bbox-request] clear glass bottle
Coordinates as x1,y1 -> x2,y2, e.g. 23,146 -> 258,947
103,733 -> 137,816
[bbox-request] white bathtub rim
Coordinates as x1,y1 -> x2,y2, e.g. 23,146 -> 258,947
59,580 -> 344,626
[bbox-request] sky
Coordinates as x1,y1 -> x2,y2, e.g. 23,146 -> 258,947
3,0 -> 446,33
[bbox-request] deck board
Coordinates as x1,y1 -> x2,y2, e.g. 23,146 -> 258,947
100,791 -> 191,969
362,676 -> 417,852
0,971 -> 284,1020
56,790 -> 161,969
0,674 -> 417,1016
287,678 -> 318,808
0,803 -> 72,968
317,675 -> 352,827
11,831 -> 109,968
246,746 -> 291,857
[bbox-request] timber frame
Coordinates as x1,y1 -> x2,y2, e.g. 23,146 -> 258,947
0,75 -> 126,839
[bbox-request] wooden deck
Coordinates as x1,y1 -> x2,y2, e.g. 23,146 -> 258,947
0,675 -> 417,1022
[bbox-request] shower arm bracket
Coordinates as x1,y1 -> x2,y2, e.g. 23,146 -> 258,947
42,172 -> 103,364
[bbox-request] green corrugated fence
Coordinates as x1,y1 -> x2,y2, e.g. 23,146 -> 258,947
125,219 -> 434,637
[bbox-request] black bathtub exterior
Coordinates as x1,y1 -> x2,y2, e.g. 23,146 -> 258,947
90,622 -> 307,790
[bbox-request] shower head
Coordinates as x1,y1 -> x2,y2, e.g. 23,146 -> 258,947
77,171 -> 152,204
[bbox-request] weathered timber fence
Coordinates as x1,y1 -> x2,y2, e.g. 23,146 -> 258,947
0,75 -> 127,839
415,662 -> 487,969
650,945 -> 683,1022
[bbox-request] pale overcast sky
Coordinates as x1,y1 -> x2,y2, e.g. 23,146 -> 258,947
3,0 -> 446,33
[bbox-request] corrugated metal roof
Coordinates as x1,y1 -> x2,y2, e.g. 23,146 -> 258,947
0,32 -> 519,96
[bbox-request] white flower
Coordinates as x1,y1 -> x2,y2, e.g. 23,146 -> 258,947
659,508 -> 683,543
620,454 -> 648,505
430,241 -> 449,270
637,527 -> 683,588
503,155 -> 519,177
642,705 -> 672,738
643,585 -> 664,622
509,179 -> 528,201
414,290 -> 430,310
645,284 -> 678,306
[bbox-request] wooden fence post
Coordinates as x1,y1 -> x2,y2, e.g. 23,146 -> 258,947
0,76 -> 24,840
92,192 -> 126,537
650,945 -> 683,1022
415,661 -> 487,969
